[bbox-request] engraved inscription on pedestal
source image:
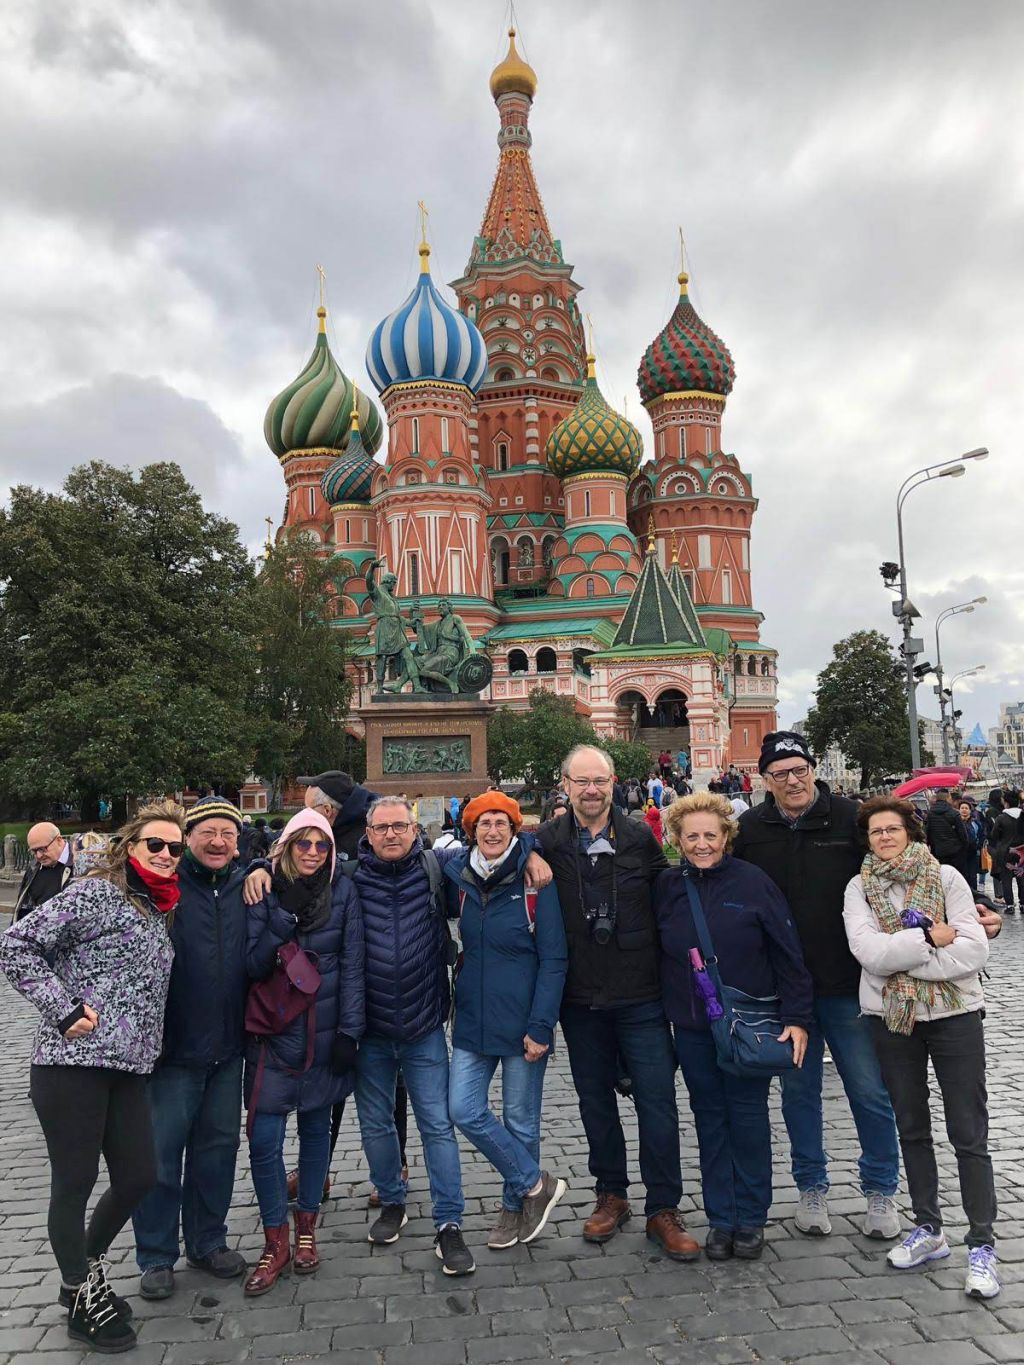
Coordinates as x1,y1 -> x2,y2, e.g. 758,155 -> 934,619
382,735 -> 472,775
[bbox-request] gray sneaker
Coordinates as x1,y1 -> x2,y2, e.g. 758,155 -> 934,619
887,1224 -> 950,1268
487,1208 -> 522,1249
795,1186 -> 832,1236
519,1171 -> 567,1245
863,1193 -> 901,1240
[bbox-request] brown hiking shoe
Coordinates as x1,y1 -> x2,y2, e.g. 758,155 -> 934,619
293,1210 -> 320,1274
582,1193 -> 631,1243
646,1208 -> 700,1262
519,1172 -> 567,1244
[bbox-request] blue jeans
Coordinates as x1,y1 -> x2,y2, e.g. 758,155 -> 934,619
675,1028 -> 772,1231
248,1105 -> 332,1228
355,1027 -> 464,1228
132,1057 -> 243,1270
449,1048 -> 547,1211
559,1000 -> 682,1216
781,993 -> 899,1196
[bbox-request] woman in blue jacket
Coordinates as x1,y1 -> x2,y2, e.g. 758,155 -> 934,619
657,792 -> 812,1262
243,810 -> 364,1296
445,792 -> 569,1251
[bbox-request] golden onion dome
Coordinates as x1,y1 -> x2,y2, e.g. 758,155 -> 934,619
489,28 -> 537,101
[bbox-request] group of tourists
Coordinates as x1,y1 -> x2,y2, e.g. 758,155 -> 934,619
0,733 -> 1008,1354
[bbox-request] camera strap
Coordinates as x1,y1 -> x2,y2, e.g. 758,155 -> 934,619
572,816 -> 618,926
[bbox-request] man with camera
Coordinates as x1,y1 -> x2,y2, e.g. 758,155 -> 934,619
533,745 -> 697,1261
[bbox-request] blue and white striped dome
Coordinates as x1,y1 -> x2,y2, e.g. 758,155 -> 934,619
366,244 -> 488,395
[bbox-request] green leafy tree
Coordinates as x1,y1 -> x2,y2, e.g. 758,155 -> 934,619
804,629 -> 912,788
0,461 -> 256,819
603,739 -> 654,784
249,540 -> 356,806
487,687 -> 597,788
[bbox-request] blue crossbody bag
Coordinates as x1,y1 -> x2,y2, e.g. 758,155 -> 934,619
683,874 -> 797,1078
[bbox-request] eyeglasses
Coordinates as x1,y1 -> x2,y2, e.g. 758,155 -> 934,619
868,825 -> 906,839
476,818 -> 512,832
140,837 -> 184,857
567,775 -> 612,790
766,764 -> 811,783
29,834 -> 60,855
369,821 -> 411,835
193,827 -> 238,842
293,838 -> 332,854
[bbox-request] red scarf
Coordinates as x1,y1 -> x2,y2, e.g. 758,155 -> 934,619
127,857 -> 181,914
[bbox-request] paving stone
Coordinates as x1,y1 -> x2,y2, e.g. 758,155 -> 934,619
565,1301 -> 629,1330
972,1335 -> 1024,1363
413,1311 -> 495,1342
877,1343 -> 996,1365
833,1298 -> 916,1324
383,1343 -> 467,1365
917,1311 -> 1009,1341
466,1334 -> 550,1363
684,1308 -> 773,1339
766,1302 -> 841,1329
741,1326 -> 853,1357
545,1327 -> 621,1356
652,1342 -> 756,1365
843,1319 -> 925,1349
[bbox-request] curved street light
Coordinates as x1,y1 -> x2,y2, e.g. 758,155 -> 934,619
935,597 -> 988,763
947,665 -> 986,762
893,449 -> 990,768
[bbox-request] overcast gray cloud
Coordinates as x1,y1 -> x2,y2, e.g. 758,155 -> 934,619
2,0 -> 1022,738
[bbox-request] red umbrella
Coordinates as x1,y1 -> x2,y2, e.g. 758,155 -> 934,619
893,768 -> 970,799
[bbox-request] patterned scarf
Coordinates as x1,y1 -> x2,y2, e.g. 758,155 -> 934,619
860,840 -> 963,1035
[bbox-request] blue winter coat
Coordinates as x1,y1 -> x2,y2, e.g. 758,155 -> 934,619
351,835 -> 456,1043
655,855 -> 813,1033
444,843 -> 567,1056
162,854 -> 250,1067
243,869 -> 365,1115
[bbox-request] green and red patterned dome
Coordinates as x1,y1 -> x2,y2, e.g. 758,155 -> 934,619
265,307 -> 384,459
637,272 -> 735,403
546,356 -> 643,480
321,409 -> 376,506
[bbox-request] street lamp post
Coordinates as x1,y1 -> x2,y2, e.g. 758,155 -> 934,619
892,449 -> 989,770
935,597 -> 987,764
948,665 -> 985,762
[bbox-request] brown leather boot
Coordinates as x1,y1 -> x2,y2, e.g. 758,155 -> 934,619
582,1193 -> 631,1243
646,1209 -> 701,1262
243,1225 -> 291,1296
293,1210 -> 320,1274
286,1169 -> 330,1203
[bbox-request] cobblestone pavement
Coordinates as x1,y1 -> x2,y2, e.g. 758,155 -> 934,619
1,916 -> 1022,1364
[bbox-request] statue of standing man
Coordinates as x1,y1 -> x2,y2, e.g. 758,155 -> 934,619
365,559 -> 422,693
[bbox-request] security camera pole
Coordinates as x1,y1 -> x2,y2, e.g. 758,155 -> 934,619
890,449 -> 989,771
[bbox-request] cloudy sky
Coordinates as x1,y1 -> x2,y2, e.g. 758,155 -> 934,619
3,0 -> 1022,738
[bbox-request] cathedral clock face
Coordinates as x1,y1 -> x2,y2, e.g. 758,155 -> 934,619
522,346 -> 537,365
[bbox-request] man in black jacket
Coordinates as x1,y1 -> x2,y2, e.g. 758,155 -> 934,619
926,788 -> 970,877
298,770 -> 379,860
534,744 -> 698,1262
132,798 -> 250,1299
13,823 -> 74,920
733,732 -> 901,1241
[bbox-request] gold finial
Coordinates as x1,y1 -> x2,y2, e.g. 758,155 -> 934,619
417,201 -> 431,272
350,382 -> 360,433
647,514 -> 657,556
264,516 -> 273,556
677,227 -> 689,295
670,528 -> 679,564
585,314 -> 596,379
316,264 -> 327,330
489,25 -> 538,100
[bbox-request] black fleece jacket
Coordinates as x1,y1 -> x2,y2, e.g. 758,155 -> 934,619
731,781 -> 863,997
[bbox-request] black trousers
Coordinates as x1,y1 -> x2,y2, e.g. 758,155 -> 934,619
869,1012 -> 996,1247
30,1065 -> 157,1284
994,867 -> 1019,906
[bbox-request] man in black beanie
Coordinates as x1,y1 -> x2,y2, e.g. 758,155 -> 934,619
298,771 -> 379,861
732,732 -> 901,1241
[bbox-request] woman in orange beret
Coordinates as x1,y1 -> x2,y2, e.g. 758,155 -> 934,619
444,791 -> 569,1252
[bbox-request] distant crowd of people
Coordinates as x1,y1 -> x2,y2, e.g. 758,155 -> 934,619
1,735 -> 1013,1354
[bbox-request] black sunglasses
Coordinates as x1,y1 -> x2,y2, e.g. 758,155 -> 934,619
140,837 -> 184,858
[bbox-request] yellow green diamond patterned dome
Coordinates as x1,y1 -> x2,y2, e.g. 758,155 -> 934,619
546,357 -> 643,480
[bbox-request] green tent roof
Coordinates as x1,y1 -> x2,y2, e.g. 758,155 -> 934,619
612,551 -> 705,649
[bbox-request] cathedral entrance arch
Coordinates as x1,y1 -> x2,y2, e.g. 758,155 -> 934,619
652,688 -> 688,730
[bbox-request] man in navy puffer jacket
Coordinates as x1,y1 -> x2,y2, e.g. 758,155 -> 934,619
352,796 -> 474,1275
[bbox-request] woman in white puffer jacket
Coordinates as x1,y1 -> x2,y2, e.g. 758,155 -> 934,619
843,795 -> 997,1301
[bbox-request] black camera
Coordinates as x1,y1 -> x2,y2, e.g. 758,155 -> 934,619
585,902 -> 615,945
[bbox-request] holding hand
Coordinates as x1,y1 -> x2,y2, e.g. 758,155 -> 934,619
523,1035 -> 549,1063
928,922 -> 956,948
778,1025 -> 808,1068
524,852 -> 553,889
65,1004 -> 99,1041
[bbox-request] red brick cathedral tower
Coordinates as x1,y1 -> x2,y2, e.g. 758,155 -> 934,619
451,29 -> 588,592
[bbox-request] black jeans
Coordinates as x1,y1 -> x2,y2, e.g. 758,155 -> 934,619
560,1000 -> 682,1216
870,1012 -> 997,1247
31,1065 -> 157,1284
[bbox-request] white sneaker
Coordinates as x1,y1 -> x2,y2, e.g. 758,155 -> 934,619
965,1245 -> 1000,1299
863,1193 -> 901,1240
887,1225 -> 950,1268
795,1187 -> 831,1236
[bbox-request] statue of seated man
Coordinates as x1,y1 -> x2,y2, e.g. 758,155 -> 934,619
411,600 -> 476,692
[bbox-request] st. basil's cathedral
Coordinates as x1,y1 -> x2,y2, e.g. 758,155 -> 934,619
262,30 -> 778,782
